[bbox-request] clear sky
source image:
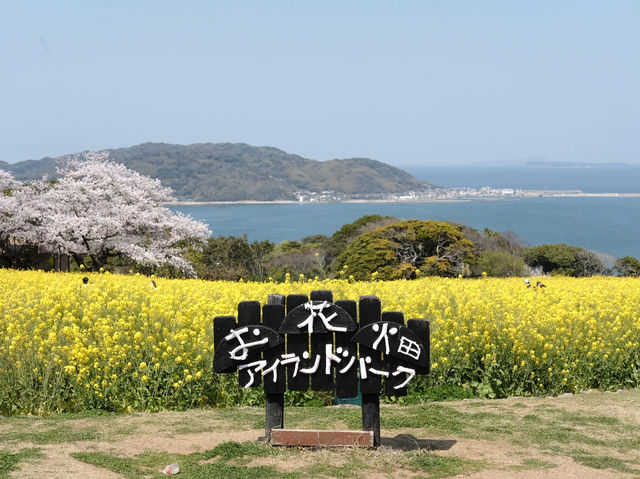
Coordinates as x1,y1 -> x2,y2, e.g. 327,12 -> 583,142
1,1 -> 639,166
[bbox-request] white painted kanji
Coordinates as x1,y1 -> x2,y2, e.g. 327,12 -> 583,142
397,335 -> 421,360
296,301 -> 347,333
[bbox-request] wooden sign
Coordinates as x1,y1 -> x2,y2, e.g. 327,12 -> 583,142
212,290 -> 430,447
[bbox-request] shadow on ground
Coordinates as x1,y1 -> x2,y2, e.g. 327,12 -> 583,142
381,434 -> 457,451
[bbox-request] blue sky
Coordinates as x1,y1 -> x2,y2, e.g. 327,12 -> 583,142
1,1 -> 639,166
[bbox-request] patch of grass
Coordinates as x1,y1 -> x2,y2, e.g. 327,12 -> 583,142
252,417 -> 266,429
532,404 -> 561,413
112,424 -> 138,437
409,384 -> 476,402
409,452 -> 484,478
512,423 -> 608,450
414,397 -> 639,470
510,458 -> 556,471
462,401 -> 493,408
0,409 -> 261,447
610,437 -> 640,453
208,441 -> 274,460
54,409 -> 115,419
572,453 -> 640,475
73,449 -> 291,479
0,412 -> 129,445
555,412 -> 622,426
305,457 -> 372,478
381,404 -> 469,433
481,425 -> 512,434
381,403 -> 520,441
72,442 -> 294,479
284,406 -> 361,430
8,426 -> 102,444
184,462 -> 292,479
522,414 -> 543,423
0,448 -> 43,478
71,451 -> 142,477
208,407 -> 264,427
465,411 -> 500,420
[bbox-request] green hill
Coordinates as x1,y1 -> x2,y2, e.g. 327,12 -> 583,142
1,142 -> 434,201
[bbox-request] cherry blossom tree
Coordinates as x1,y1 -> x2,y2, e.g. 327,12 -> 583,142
0,174 -> 49,249
0,171 -> 17,224
0,170 -> 19,259
1,152 -> 211,276
0,170 -> 18,191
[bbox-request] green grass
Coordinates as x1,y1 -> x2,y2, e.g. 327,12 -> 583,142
71,441 -> 486,479
509,458 -> 556,471
0,408 -> 263,446
571,452 -> 640,476
283,406 -> 361,430
8,426 -> 103,444
72,442 -> 302,479
0,448 -> 43,478
71,451 -> 143,477
408,453 -> 484,478
72,449 -> 290,479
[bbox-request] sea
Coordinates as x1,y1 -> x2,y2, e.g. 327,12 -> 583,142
170,166 -> 640,261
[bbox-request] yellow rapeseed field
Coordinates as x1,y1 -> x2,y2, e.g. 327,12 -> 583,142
1,269 -> 639,414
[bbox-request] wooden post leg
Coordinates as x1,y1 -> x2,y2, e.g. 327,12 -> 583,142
361,393 -> 380,447
265,393 -> 284,441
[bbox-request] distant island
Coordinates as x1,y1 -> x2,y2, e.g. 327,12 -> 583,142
0,142 -> 434,202
525,160 -> 632,168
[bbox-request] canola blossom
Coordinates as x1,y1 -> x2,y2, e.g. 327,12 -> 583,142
0,269 -> 639,414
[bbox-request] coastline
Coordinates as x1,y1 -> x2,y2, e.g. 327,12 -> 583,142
521,191 -> 640,198
165,199 -> 471,205
165,200 -> 300,206
165,191 -> 640,206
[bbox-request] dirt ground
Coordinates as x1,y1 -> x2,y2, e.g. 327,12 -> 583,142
3,389 -> 640,478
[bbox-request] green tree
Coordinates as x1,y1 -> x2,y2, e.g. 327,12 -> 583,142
265,236 -> 327,281
324,215 -> 398,268
613,256 -> 640,277
475,251 -> 526,277
525,243 -> 607,277
191,236 -> 274,281
464,227 -> 526,277
335,219 -> 475,280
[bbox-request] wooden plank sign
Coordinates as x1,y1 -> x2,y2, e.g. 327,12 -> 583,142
212,290 -> 430,447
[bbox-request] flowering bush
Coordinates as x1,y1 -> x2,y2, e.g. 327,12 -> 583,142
0,269 -> 638,414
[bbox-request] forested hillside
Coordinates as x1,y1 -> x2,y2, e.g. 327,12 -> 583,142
1,143 -> 433,201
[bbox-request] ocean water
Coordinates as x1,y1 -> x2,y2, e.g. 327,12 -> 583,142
171,196 -> 640,260
170,165 -> 640,260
